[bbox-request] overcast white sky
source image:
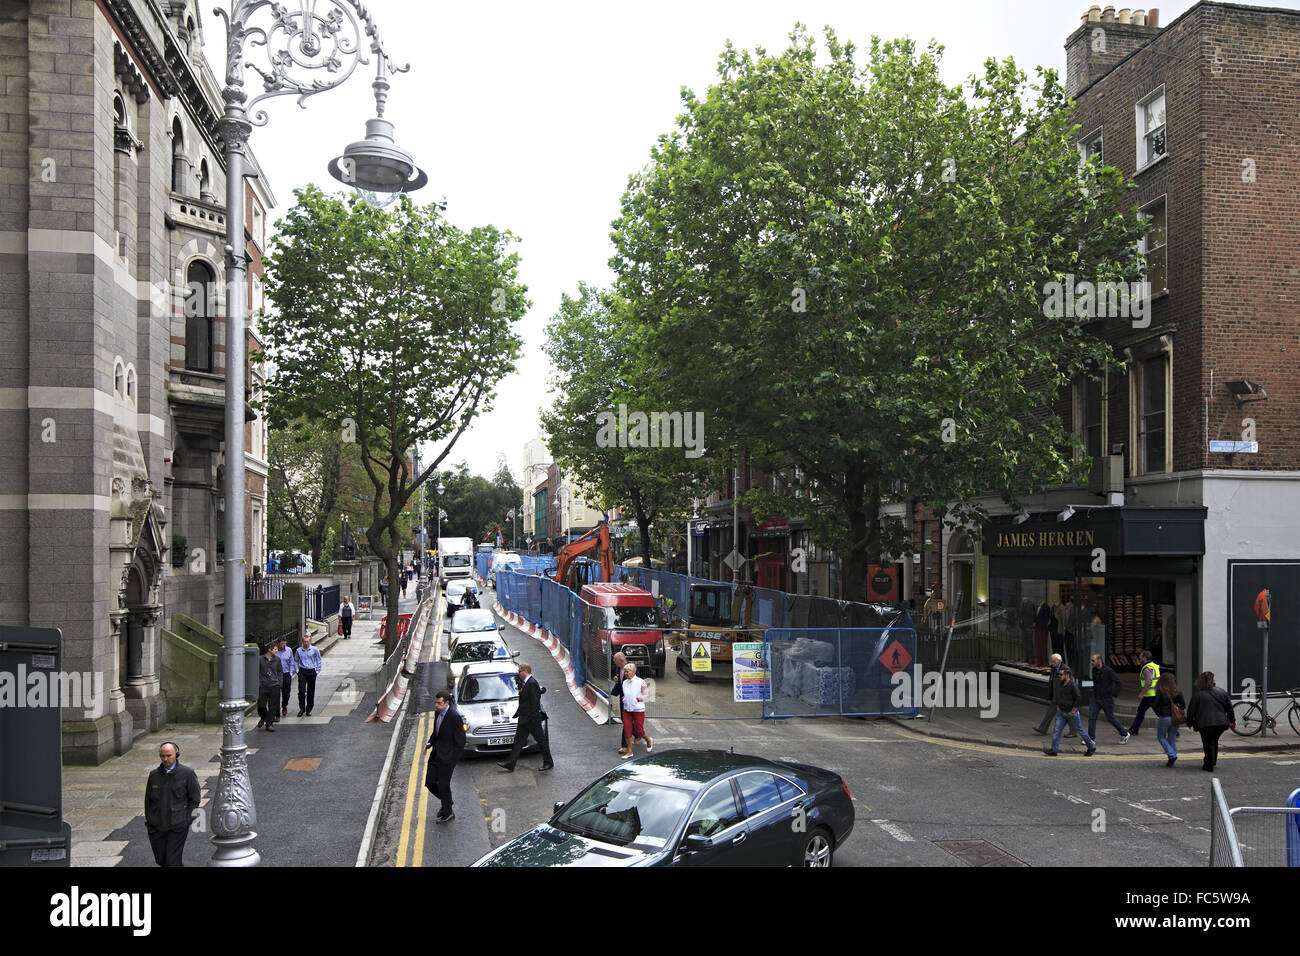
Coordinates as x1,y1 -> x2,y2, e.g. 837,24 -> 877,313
207,0 -> 1294,483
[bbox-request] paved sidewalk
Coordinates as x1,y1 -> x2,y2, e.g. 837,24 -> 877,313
888,690 -> 1300,756
65,582 -> 421,867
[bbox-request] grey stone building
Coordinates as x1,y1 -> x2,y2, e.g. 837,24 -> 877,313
1,0 -> 273,762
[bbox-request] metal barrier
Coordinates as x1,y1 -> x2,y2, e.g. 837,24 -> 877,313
306,584 -> 341,622
763,626 -> 919,718
1210,779 -> 1300,866
1209,778 -> 1245,867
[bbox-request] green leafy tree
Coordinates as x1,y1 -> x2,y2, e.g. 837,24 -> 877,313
263,188 -> 528,651
610,29 -> 1145,601
267,418 -> 344,573
433,462 -> 523,545
541,284 -> 705,565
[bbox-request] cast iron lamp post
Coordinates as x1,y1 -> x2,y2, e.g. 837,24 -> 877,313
211,0 -> 424,866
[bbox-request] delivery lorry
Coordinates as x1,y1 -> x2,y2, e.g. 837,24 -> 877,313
437,537 -> 474,587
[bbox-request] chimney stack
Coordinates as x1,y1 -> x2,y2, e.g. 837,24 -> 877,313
1065,6 -> 1163,98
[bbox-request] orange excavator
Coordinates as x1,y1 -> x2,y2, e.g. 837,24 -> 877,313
546,521 -> 614,593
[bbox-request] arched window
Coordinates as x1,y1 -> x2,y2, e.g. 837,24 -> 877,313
185,260 -> 215,372
114,358 -> 125,399
198,159 -> 211,202
125,365 -> 138,408
171,117 -> 186,194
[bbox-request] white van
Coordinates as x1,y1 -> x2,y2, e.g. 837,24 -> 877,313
437,537 -> 474,586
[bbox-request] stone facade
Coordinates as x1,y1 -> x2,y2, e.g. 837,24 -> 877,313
0,0 -> 273,763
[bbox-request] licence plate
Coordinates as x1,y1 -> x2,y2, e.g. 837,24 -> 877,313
488,736 -> 514,746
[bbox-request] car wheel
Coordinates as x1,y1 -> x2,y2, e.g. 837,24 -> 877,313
799,829 -> 834,867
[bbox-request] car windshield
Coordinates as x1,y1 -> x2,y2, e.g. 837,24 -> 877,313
443,555 -> 471,568
458,673 -> 518,703
611,606 -> 659,629
454,613 -> 496,633
691,587 -> 731,626
451,641 -> 507,663
552,774 -> 693,849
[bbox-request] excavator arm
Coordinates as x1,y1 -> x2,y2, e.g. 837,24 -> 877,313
547,522 -> 613,592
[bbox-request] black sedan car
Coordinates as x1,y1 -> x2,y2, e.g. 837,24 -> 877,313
472,749 -> 853,867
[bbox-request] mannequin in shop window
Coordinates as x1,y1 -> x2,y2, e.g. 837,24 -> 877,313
1055,597 -> 1075,669
1034,600 -> 1052,666
1047,603 -> 1061,660
1019,597 -> 1037,662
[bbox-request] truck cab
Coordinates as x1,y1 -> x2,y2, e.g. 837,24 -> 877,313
580,583 -> 666,679
437,536 -> 474,587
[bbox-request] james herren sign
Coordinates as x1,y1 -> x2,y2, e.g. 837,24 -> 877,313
994,529 -> 1097,551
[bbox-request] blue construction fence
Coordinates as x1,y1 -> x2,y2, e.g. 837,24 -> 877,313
476,552 -> 555,581
762,627 -> 919,718
495,566 -> 589,689
614,564 -> 906,630
495,560 -> 917,717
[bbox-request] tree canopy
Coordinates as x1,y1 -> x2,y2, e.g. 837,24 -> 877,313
608,28 -> 1145,601
262,187 -> 528,646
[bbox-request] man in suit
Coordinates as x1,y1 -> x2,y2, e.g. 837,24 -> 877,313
498,662 -> 554,772
423,690 -> 466,822
144,741 -> 201,867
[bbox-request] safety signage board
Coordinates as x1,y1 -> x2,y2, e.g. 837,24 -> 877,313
878,639 -> 912,675
691,641 -> 712,673
732,642 -> 771,702
358,595 -> 372,618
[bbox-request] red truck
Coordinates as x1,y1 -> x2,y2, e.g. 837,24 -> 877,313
580,582 -> 666,679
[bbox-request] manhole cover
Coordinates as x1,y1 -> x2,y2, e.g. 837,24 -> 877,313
933,839 -> 1028,867
284,757 -> 322,772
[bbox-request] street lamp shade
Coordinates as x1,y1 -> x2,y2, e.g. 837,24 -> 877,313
328,118 -> 427,194
437,483 -> 446,496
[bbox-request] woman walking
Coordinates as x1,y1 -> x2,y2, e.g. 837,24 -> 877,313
619,663 -> 652,759
1153,671 -> 1186,767
1186,672 -> 1236,772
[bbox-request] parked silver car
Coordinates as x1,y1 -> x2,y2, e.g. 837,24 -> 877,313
456,661 -> 541,757
444,632 -> 516,687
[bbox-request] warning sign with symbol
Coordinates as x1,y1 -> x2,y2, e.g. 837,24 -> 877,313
691,641 -> 712,673
878,640 -> 912,675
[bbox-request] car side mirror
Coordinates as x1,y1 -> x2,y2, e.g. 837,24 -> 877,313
683,834 -> 712,853
553,801 -> 567,813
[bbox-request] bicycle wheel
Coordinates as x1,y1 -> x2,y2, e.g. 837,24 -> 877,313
1231,700 -> 1266,736
1289,702 -> 1300,736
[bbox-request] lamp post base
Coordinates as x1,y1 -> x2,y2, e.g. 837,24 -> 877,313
209,832 -> 261,867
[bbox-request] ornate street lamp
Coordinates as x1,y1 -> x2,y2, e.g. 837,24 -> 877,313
212,0 -> 424,867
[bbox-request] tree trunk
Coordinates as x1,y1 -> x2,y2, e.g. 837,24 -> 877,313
629,486 -> 653,575
842,469 -> 870,603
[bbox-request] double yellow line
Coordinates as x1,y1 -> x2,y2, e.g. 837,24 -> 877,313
395,601 -> 445,867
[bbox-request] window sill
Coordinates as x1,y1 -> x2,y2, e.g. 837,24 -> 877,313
1135,152 -> 1168,176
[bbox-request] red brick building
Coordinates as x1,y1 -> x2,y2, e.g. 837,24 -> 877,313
965,4 -> 1300,695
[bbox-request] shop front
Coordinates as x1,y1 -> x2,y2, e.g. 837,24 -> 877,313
982,507 -> 1205,701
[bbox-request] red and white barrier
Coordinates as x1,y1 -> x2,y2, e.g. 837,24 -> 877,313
495,603 -> 602,715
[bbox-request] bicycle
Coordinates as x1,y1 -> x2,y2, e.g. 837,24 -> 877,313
1230,687 -> 1300,737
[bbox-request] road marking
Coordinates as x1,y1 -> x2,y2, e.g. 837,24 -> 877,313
1051,789 -> 1091,806
412,738 -> 432,867
871,819 -> 914,842
1271,759 -> 1300,765
395,711 -> 428,867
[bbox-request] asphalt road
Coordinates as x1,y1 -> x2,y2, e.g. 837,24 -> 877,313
372,583 -> 1300,867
